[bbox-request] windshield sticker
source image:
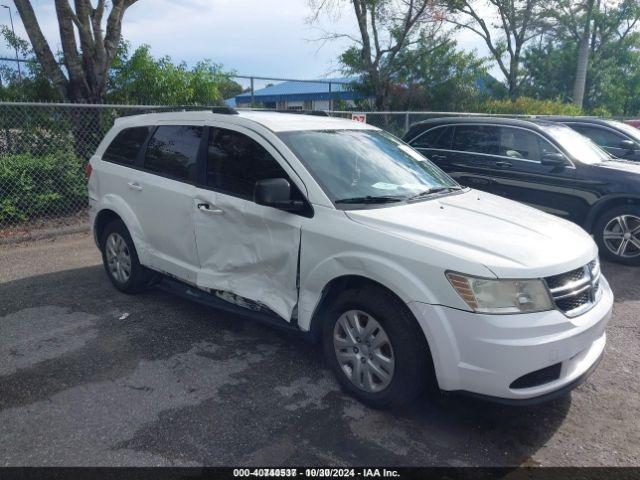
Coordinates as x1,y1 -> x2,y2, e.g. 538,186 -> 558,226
372,182 -> 400,190
401,183 -> 428,190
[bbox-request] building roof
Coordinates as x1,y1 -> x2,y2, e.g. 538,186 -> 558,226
235,77 -> 364,104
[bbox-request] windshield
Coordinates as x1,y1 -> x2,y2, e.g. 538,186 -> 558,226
605,120 -> 640,141
278,129 -> 459,204
539,124 -> 611,164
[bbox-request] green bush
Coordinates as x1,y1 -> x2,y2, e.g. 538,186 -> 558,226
479,97 -> 584,116
0,150 -> 87,224
590,106 -> 612,118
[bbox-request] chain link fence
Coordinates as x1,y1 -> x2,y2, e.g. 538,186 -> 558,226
328,111 -> 576,137
0,102 -> 215,241
0,102 -> 614,241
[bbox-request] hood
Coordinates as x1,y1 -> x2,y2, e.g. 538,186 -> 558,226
345,190 -> 597,279
592,158 -> 640,176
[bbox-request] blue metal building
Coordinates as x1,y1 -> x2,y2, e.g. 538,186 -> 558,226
229,77 -> 366,110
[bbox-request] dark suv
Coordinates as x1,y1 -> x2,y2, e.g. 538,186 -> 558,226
547,117 -> 640,162
403,117 -> 640,265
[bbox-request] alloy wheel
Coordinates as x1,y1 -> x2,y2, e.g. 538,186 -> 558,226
333,310 -> 395,393
105,232 -> 132,283
603,214 -> 640,259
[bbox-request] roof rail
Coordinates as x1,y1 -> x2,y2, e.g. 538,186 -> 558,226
307,110 -> 330,117
272,109 -> 330,117
212,106 -> 239,115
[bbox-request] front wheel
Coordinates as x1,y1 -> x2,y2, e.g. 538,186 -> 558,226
593,206 -> 640,266
322,285 -> 434,409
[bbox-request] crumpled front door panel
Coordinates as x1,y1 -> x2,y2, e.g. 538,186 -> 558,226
193,188 -> 302,320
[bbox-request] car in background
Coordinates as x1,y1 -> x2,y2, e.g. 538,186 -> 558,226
403,117 -> 640,265
624,119 -> 640,130
547,117 -> 640,162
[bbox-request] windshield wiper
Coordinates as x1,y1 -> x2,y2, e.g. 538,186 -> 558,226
407,185 -> 463,201
335,195 -> 404,205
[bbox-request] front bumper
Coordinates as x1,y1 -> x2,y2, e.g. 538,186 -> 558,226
408,276 -> 613,402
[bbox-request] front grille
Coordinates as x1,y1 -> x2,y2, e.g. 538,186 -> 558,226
555,290 -> 591,313
545,267 -> 586,290
544,259 -> 601,317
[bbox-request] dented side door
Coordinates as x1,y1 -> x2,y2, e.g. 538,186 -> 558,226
193,124 -> 306,321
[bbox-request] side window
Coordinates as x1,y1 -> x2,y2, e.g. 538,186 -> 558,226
144,125 -> 203,181
103,127 -> 151,164
498,127 -> 558,161
571,125 -> 625,149
412,126 -> 453,149
207,127 -> 290,200
452,125 -> 499,155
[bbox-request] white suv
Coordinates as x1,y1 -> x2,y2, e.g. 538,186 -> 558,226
88,109 -> 613,408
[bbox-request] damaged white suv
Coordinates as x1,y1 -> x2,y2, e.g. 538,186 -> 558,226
88,109 -> 613,408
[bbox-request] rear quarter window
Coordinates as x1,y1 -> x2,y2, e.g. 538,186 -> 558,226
102,126 -> 152,164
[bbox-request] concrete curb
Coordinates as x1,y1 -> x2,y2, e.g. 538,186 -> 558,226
0,223 -> 91,246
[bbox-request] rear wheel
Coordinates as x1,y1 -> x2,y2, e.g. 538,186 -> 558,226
100,220 -> 151,293
594,206 -> 640,266
322,285 -> 434,409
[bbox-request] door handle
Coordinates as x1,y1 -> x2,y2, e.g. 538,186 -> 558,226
495,161 -> 512,168
128,182 -> 143,191
197,203 -> 224,215
431,155 -> 447,162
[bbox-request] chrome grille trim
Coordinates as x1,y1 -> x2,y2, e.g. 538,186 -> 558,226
549,276 -> 591,295
544,259 -> 602,318
553,282 -> 593,300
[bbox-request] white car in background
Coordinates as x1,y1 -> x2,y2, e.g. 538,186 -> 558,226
87,109 -> 613,408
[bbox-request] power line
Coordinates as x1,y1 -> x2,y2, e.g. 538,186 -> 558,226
0,55 -> 29,63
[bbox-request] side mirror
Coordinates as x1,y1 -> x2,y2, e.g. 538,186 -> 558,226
541,153 -> 568,167
254,178 -> 304,211
619,139 -> 636,151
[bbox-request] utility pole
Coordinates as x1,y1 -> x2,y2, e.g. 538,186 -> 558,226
1,4 -> 22,82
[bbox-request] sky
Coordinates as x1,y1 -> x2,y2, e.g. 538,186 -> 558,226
0,0 -> 493,89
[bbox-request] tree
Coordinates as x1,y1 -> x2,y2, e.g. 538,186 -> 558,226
14,0 -> 139,104
392,34 -> 488,110
444,0 -> 545,100
309,0 -> 443,110
573,0 -> 596,107
540,0 -> 640,108
522,0 -> 640,114
0,25 -> 59,101
107,43 -> 243,105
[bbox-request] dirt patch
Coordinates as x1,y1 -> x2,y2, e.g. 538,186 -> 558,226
0,211 -> 89,245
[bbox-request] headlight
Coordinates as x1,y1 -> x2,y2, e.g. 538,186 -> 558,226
446,272 -> 554,314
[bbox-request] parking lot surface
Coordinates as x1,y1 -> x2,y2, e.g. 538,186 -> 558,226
0,232 -> 638,467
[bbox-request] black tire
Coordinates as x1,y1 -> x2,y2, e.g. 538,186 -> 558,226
100,219 -> 151,293
593,205 -> 640,266
322,285 -> 434,409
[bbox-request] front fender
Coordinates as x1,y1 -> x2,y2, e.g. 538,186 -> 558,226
297,250 -> 438,332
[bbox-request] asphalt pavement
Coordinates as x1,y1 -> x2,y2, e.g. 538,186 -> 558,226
0,232 -> 638,466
